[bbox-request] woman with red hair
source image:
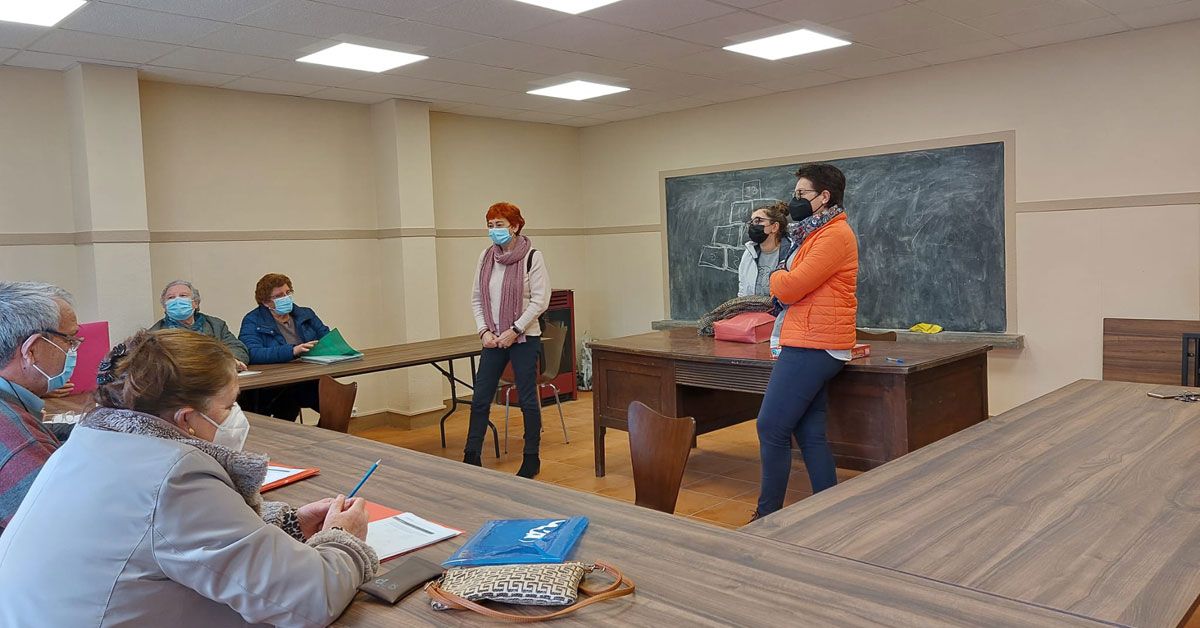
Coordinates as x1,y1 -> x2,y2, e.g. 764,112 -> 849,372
466,202 -> 551,478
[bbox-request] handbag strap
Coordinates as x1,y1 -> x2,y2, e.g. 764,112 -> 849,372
425,562 -> 635,623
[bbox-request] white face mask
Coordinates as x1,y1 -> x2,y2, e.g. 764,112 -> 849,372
198,403 -> 250,451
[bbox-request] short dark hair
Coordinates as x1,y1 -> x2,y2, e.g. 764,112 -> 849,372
795,163 -> 846,208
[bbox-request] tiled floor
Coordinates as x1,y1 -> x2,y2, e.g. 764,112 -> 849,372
353,392 -> 861,529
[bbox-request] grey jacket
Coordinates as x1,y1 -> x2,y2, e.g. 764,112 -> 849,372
737,236 -> 792,298
151,312 -> 251,363
0,408 -> 378,627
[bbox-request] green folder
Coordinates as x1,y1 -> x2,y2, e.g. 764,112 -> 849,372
300,328 -> 364,364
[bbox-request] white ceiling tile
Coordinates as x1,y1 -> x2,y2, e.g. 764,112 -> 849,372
695,82 -> 772,103
364,20 -> 495,56
617,65 -> 714,94
507,16 -> 642,51
831,4 -> 966,40
0,49 -> 16,64
966,0 -> 1109,36
665,10 -> 786,46
503,95 -> 622,117
588,106 -> 654,122
306,87 -> 393,103
714,0 -> 777,7
785,43 -> 893,70
59,3 -> 224,45
1115,0 -> 1200,28
102,0 -> 278,21
238,0 -> 402,38
640,95 -> 716,112
586,0 -> 736,31
447,103 -> 537,119
827,54 -> 926,79
139,66 -> 239,87
753,69 -> 843,91
29,30 -> 177,65
345,72 -> 454,95
150,47 -> 282,75
1089,0 -> 1185,12
190,25 -> 322,59
751,0 -> 909,24
416,82 -> 514,104
914,0 -> 1047,22
250,59 -> 374,86
410,0 -> 568,38
316,0 -> 458,18
5,51 -> 81,71
443,39 -> 628,75
1007,15 -> 1129,47
427,101 -> 466,112
559,116 -> 608,127
656,48 -> 810,82
566,31 -> 710,63
911,36 -> 1020,65
387,58 -> 549,90
595,88 -> 677,107
861,21 -> 995,56
222,76 -> 325,96
507,109 -> 579,124
0,22 -> 48,50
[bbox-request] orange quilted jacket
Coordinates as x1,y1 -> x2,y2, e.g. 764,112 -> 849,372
769,213 -> 859,349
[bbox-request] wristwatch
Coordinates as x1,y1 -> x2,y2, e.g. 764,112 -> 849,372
511,325 -> 523,335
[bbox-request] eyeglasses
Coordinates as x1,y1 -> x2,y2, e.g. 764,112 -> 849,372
40,329 -> 84,351
272,290 -> 295,299
793,189 -> 818,200
749,217 -> 772,225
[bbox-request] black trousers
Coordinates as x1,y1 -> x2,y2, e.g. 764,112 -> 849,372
239,381 -> 320,421
465,337 -> 542,456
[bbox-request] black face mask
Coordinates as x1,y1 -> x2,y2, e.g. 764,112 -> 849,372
747,224 -> 769,244
788,196 -> 814,222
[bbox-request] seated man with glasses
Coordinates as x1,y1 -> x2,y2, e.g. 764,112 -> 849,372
238,273 -> 330,421
0,282 -> 81,533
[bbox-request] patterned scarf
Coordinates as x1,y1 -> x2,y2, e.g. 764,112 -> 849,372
776,204 -> 846,272
164,312 -> 207,332
479,235 -> 533,343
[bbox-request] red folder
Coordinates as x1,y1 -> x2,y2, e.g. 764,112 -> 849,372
261,463 -> 321,493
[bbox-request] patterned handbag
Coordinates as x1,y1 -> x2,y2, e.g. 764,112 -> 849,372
425,561 -> 634,622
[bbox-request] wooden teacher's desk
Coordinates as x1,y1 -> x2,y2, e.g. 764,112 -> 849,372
590,328 -> 991,476
248,414 -> 1106,627
746,380 -> 1200,628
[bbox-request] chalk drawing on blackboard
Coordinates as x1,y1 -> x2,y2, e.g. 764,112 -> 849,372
697,180 -> 781,274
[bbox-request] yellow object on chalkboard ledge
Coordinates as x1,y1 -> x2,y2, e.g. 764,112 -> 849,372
909,323 -> 944,334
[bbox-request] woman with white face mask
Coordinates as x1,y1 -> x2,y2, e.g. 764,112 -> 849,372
0,329 -> 377,627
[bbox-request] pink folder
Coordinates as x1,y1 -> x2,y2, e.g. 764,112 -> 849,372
69,321 -> 110,394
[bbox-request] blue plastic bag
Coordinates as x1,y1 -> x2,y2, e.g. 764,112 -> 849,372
442,516 -> 589,568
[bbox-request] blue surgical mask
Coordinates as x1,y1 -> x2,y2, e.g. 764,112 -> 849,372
32,336 -> 77,393
489,227 -> 513,246
165,296 -> 195,322
272,294 -> 294,315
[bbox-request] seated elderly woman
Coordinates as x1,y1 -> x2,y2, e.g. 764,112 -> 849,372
150,279 -> 250,371
0,329 -> 377,627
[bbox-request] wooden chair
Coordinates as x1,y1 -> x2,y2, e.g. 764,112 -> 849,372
496,323 -> 570,453
856,329 -> 898,341
627,401 -> 696,514
317,375 -> 357,433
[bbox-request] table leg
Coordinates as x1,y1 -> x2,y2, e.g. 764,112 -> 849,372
435,356 -> 498,458
594,424 -> 606,477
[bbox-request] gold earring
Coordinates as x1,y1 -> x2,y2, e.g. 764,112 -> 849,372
188,427 -> 195,435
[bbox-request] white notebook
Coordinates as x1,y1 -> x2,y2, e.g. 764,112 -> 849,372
368,513 -> 460,561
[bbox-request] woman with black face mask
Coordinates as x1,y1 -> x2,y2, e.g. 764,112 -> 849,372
737,202 -> 791,297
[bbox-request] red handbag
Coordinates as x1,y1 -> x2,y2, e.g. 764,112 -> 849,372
713,312 -> 777,344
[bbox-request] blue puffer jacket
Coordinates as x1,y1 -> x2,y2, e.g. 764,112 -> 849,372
238,305 -> 330,365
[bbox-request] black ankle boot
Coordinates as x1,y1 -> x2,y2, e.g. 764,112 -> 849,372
516,454 -> 540,479
463,451 -> 482,467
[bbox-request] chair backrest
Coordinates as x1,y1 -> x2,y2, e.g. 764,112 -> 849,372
69,321 -> 111,394
627,401 -> 696,514
856,328 -> 898,341
540,323 -> 568,380
317,375 -> 357,433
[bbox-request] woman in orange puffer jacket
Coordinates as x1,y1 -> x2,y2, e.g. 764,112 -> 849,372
754,164 -> 858,520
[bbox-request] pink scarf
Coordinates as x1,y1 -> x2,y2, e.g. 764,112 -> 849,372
479,235 -> 532,343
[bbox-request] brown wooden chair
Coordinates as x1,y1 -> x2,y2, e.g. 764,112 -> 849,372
856,328 -> 898,341
317,375 -> 357,433
627,401 -> 696,514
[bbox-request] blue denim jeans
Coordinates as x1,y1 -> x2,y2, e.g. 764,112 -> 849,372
756,347 -> 845,515
465,336 -> 542,456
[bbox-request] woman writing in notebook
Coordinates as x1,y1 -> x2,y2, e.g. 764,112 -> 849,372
465,202 -> 551,479
0,329 -> 376,627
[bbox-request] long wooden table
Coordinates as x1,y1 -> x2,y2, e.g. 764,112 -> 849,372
590,328 -> 991,476
745,380 -> 1200,628
248,414 -> 1113,627
239,334 -> 496,455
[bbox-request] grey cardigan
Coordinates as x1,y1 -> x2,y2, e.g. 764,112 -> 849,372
0,408 -> 378,627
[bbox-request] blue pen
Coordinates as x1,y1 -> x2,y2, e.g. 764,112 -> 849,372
885,357 -> 905,364
346,459 -> 382,499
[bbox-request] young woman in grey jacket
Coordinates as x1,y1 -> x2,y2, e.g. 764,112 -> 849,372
0,329 -> 378,628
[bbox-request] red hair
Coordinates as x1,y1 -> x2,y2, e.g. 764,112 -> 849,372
486,202 -> 525,235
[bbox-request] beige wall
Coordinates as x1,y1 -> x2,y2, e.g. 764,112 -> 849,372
0,67 -> 75,235
579,20 -> 1200,413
